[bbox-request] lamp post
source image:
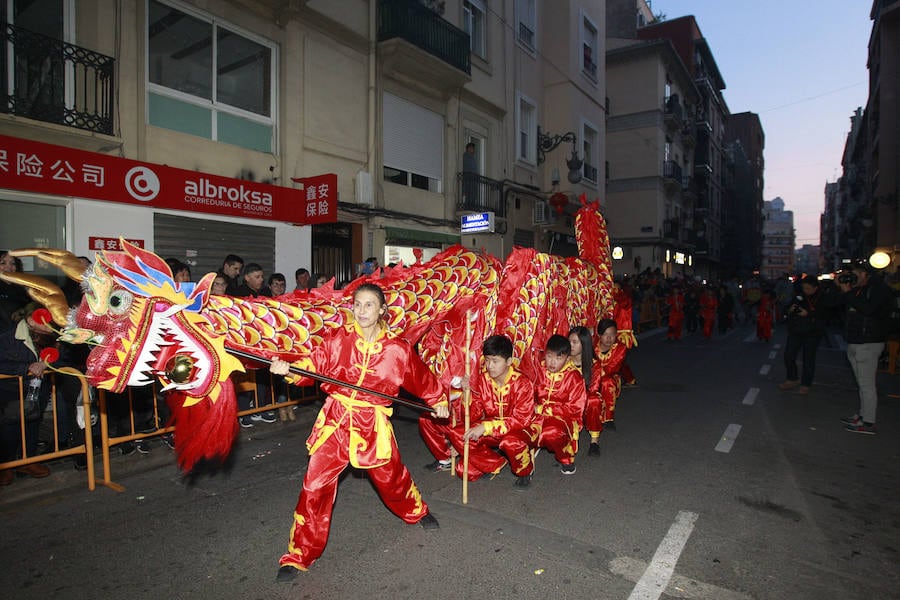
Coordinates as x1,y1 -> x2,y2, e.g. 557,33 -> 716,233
537,126 -> 583,184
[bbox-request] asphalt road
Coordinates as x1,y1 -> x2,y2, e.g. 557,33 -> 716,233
1,322 -> 898,600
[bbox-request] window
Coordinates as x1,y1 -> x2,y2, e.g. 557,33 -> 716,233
147,0 -> 276,153
516,92 -> 536,164
463,0 -> 486,59
515,0 -> 535,50
582,121 -> 598,183
383,93 -> 443,192
581,13 -> 598,81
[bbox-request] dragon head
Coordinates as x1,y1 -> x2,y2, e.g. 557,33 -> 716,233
67,240 -> 242,404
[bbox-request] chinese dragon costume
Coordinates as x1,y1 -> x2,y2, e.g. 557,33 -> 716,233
1,196 -> 624,471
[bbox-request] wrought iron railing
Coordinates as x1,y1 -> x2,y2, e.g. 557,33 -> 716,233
378,0 -> 471,75
1,24 -> 114,135
663,160 -> 682,182
457,172 -> 504,218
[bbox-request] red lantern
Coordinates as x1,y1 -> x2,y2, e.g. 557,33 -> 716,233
549,192 -> 568,215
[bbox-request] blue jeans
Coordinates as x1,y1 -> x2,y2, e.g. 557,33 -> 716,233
847,342 -> 884,423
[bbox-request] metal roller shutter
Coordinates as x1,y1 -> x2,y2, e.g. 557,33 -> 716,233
153,213 -> 276,281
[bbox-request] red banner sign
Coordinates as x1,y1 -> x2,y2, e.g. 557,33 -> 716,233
0,135 -> 337,224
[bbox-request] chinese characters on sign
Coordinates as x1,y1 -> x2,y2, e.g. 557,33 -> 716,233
88,237 -> 145,252
0,135 -> 337,225
293,173 -> 338,225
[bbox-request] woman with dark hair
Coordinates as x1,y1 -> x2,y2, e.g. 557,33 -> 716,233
0,250 -> 29,329
270,283 -> 449,578
569,325 -> 600,456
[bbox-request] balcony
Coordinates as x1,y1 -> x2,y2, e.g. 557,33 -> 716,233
456,172 -> 504,218
663,160 -> 682,193
1,24 -> 114,135
663,95 -> 683,130
378,0 -> 471,92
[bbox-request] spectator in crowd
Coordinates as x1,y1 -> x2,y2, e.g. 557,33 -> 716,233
233,263 -> 271,299
830,261 -> 893,435
218,254 -> 244,295
211,274 -> 228,296
315,274 -> 331,288
294,268 -> 310,292
268,273 -> 287,297
462,141 -> 479,205
0,249 -> 29,330
779,276 -> 826,395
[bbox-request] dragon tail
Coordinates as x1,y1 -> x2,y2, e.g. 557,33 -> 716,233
167,379 -> 239,471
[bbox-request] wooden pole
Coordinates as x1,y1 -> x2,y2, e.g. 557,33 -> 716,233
462,310 -> 472,504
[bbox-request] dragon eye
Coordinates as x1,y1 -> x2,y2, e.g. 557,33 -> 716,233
108,290 -> 133,315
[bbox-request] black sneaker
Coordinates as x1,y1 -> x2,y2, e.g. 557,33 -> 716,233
559,463 -> 576,475
845,422 -> 876,435
276,566 -> 300,582
605,421 -> 617,431
120,442 -> 136,456
73,455 -> 88,471
135,439 -> 151,454
513,474 -> 532,489
588,443 -> 601,457
162,433 -> 175,450
251,411 -> 277,424
418,513 -> 440,530
839,414 -> 861,426
424,459 -> 452,472
239,416 -> 254,428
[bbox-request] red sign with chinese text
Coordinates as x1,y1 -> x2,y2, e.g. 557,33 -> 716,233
88,237 -> 145,252
0,135 -> 337,225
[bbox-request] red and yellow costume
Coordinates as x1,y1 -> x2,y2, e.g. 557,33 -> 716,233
757,295 -> 774,342
418,388 -> 466,463
279,321 -> 448,571
456,366 -> 536,481
531,362 -> 586,465
584,342 -> 626,436
666,290 -> 685,341
699,290 -> 718,339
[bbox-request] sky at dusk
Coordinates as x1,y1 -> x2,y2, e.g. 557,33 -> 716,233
652,0 -> 872,249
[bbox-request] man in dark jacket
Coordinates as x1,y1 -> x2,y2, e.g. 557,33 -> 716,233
779,276 -> 826,394
832,261 -> 893,434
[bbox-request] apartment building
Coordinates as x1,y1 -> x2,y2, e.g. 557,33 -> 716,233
0,0 -> 607,288
761,197 -> 795,279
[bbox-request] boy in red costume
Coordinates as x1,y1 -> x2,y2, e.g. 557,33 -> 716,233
458,335 -> 536,488
531,335 -> 587,474
584,319 -> 626,448
666,286 -> 685,341
699,287 -> 718,340
270,283 -> 449,579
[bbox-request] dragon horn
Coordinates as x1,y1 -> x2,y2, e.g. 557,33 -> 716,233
9,248 -> 88,282
0,272 -> 70,326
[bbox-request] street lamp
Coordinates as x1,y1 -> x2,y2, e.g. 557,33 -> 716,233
537,126 -> 583,184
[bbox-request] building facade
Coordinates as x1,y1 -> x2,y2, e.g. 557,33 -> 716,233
0,0 -> 607,288
761,197 -> 795,279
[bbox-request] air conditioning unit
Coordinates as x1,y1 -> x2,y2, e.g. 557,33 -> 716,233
533,200 -> 549,225
355,170 -> 373,206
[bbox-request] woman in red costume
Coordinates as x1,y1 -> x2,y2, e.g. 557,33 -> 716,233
665,285 -> 685,341
699,286 -> 718,340
757,290 -> 775,342
270,283 -> 449,579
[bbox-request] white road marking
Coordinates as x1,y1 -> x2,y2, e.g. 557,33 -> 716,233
768,351 -> 777,360
715,424 -> 742,453
743,333 -> 756,342
742,388 -> 759,406
759,364 -> 771,375
773,343 -> 781,349
611,556 -> 752,599
627,511 -> 700,600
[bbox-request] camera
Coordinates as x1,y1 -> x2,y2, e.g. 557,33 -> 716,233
837,272 -> 858,285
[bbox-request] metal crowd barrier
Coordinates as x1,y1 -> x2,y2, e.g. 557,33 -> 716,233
0,369 -> 97,490
1,368 -> 320,493
95,369 -> 321,491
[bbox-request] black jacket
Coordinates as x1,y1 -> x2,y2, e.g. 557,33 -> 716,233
829,277 -> 893,344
